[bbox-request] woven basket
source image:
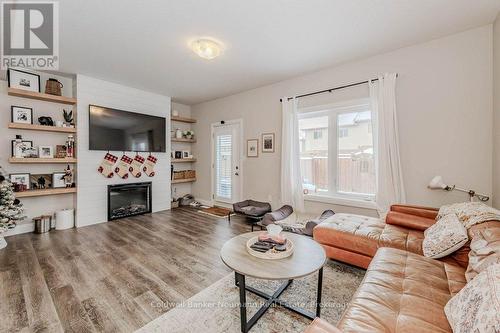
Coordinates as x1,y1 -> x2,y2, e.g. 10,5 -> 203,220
173,171 -> 185,180
185,170 -> 196,179
45,78 -> 63,96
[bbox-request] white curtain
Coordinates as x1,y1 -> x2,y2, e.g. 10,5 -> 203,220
370,73 -> 406,214
280,97 -> 305,212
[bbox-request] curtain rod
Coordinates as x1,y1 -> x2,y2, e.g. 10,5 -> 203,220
279,74 -> 398,102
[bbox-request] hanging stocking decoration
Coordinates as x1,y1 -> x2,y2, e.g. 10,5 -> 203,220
129,154 -> 145,178
143,155 -> 157,177
115,154 -> 133,179
97,153 -> 118,178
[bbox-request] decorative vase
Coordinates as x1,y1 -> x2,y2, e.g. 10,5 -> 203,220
0,236 -> 7,250
186,134 -> 193,139
175,128 -> 182,139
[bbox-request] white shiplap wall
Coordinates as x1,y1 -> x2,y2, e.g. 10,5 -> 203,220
76,75 -> 171,227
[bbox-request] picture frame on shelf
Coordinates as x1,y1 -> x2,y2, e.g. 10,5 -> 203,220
262,133 -> 275,153
174,151 -> 182,159
30,174 -> 52,190
55,145 -> 67,158
38,146 -> 54,158
182,151 -> 190,159
23,147 -> 38,158
11,140 -> 33,157
52,172 -> 66,188
11,106 -> 33,124
247,139 -> 258,157
9,173 -> 30,190
7,68 -> 41,92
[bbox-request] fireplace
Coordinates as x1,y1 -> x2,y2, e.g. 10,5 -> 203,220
107,182 -> 152,220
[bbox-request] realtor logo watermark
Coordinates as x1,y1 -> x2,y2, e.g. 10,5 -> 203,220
1,1 -> 59,70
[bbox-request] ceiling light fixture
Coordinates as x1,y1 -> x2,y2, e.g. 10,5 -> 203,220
191,39 -> 222,60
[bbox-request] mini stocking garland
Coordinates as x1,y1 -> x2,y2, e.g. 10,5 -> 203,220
115,155 -> 133,179
143,155 -> 157,177
97,153 -> 118,178
129,155 -> 145,178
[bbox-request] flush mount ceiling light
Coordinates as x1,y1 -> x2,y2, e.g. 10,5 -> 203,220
191,39 -> 222,60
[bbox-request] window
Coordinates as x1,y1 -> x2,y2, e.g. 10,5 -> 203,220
298,100 -> 376,200
339,128 -> 348,138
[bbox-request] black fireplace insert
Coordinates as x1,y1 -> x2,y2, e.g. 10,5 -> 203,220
107,182 -> 152,221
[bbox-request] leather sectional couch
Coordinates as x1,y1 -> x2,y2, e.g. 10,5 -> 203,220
305,204 -> 500,333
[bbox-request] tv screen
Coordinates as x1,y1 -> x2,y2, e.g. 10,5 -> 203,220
89,105 -> 166,152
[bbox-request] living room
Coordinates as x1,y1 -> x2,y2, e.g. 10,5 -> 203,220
0,1 -> 499,332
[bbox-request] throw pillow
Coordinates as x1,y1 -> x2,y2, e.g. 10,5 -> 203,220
444,263 -> 500,333
465,222 -> 500,282
423,214 -> 468,258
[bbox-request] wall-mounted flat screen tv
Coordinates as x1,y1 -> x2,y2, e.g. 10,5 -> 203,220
89,105 -> 166,152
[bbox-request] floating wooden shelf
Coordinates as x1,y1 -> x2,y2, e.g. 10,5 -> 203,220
8,123 -> 77,133
171,116 -> 196,123
8,88 -> 77,105
171,178 -> 196,184
8,157 -> 77,164
171,138 -> 196,143
171,158 -> 196,163
15,187 -> 77,198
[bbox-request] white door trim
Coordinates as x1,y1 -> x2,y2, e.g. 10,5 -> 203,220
210,119 -> 244,207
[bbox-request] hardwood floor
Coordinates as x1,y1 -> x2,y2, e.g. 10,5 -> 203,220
0,207 -> 251,333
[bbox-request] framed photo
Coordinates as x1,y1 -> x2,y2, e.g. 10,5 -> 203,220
261,133 -> 275,153
30,174 -> 52,189
9,173 -> 30,190
174,151 -> 182,159
11,140 -> 33,157
7,69 -> 41,92
247,139 -> 258,157
55,145 -> 67,158
182,151 -> 190,159
38,146 -> 54,158
52,172 -> 66,188
11,106 -> 33,124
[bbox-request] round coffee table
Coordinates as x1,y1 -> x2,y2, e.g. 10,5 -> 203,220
220,231 -> 326,333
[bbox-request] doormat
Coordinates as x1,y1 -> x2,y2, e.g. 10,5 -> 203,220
198,206 -> 233,218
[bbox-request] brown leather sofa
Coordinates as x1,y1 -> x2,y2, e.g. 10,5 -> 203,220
313,204 -> 467,269
306,204 -> 500,333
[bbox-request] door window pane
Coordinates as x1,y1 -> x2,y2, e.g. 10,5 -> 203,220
216,134 -> 232,199
299,116 -> 329,194
337,111 -> 375,195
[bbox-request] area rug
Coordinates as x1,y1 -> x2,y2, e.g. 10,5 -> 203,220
135,261 -> 365,333
198,206 -> 233,218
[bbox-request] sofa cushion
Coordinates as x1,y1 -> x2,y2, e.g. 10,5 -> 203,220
386,211 -> 436,231
444,263 -> 500,333
337,247 -> 466,333
378,223 -> 425,254
422,214 -> 468,259
313,214 -> 385,257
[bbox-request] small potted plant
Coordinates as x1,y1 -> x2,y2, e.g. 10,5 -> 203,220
183,130 -> 194,140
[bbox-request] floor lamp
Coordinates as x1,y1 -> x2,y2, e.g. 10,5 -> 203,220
427,176 -> 489,202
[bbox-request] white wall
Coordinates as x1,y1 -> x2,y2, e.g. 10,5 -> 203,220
76,75 -> 171,227
192,25 -> 493,215
493,14 -> 500,208
0,72 -> 75,236
171,102 -> 194,199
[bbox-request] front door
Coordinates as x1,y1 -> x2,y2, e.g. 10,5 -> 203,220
212,122 -> 241,205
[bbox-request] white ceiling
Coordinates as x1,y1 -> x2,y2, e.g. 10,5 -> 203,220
53,1 -> 500,104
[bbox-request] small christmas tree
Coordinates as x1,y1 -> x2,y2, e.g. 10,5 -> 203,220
0,166 -> 24,236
